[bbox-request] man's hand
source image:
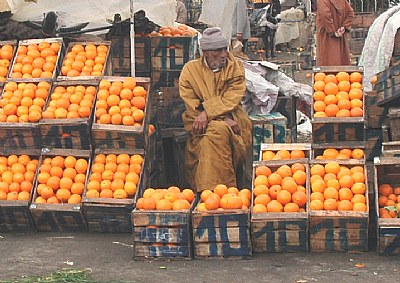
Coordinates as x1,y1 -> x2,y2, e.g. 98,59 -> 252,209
335,27 -> 345,37
193,111 -> 208,135
224,117 -> 241,135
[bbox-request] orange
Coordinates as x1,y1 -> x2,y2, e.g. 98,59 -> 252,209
339,175 -> 354,189
338,80 -> 351,92
336,71 -> 350,82
291,163 -> 305,173
156,199 -> 172,210
351,149 -> 364,159
352,172 -> 365,183
268,173 -> 282,186
311,179 -> 326,193
269,185 -> 281,200
324,82 -> 339,95
311,192 -> 324,202
311,164 -> 325,177
314,101 -> 326,113
353,202 -> 367,212
324,198 -> 338,210
173,199 -> 190,210
284,202 -> 300,212
276,165 -> 292,178
281,177 -> 297,194
277,189 -> 292,205
253,203 -> 267,213
290,150 -> 305,159
324,187 -> 339,200
324,74 -> 338,84
338,200 -> 353,211
262,150 -> 275,160
378,184 -> 393,197
314,72 -> 326,81
325,104 -> 339,117
314,80 -> 325,92
325,162 -> 340,175
293,170 -> 306,185
292,191 -> 307,207
351,183 -> 366,195
349,72 -> 362,83
266,200 -> 283,212
254,194 -> 271,206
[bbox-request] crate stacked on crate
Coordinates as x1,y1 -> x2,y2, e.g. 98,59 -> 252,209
82,149 -> 147,233
0,40 -> 17,83
250,112 -> 287,161
350,13 -> 378,63
39,80 -> 98,149
308,157 -> 369,252
374,157 -> 400,255
91,76 -> 151,149
252,144 -> 311,253
192,185 -> 252,259
132,186 -> 196,260
29,148 -> 91,232
0,148 -> 40,232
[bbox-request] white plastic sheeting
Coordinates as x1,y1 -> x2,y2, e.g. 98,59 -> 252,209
6,0 -> 176,27
359,5 -> 400,91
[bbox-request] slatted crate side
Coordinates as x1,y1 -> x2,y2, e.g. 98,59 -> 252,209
271,95 -> 298,128
9,38 -> 65,80
373,157 -> 400,255
381,142 -> 400,158
157,97 -> 185,129
0,79 -> 53,150
39,79 -> 99,149
311,142 -> 366,162
364,91 -> 388,129
365,128 -> 383,161
0,40 -> 18,79
109,36 -> 151,75
309,216 -> 369,252
192,208 -> 252,258
375,64 -> 400,107
57,41 -> 112,81
251,113 -> 287,161
258,143 -> 311,162
29,148 -> 92,232
311,118 -> 365,144
150,36 -> 197,71
91,76 -> 151,150
251,160 -> 310,252
151,70 -> 181,89
388,108 -> 400,141
0,148 -> 41,232
82,148 -> 146,233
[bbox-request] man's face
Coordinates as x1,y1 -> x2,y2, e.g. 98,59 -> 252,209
204,48 -> 228,70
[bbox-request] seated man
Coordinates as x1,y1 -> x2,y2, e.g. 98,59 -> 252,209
179,27 -> 252,192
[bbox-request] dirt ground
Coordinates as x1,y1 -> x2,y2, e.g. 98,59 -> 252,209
0,232 -> 399,283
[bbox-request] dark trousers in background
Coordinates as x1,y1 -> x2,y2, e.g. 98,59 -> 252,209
262,28 -> 276,58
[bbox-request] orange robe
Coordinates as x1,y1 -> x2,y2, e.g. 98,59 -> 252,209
179,53 -> 252,192
316,0 -> 354,66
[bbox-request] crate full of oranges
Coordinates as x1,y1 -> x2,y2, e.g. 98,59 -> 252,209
29,148 -> 91,232
0,149 -> 40,232
132,186 -> 196,259
0,40 -> 17,83
374,157 -> 400,255
39,80 -> 98,149
251,160 -> 310,252
0,80 -> 52,149
9,38 -> 64,80
83,149 -> 146,233
308,159 -> 369,252
91,76 -> 151,150
58,41 -> 111,80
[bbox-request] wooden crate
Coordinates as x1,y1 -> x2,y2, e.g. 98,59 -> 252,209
388,108 -> 400,141
192,206 -> 252,259
9,38 -> 65,80
91,76 -> 151,149
251,160 -> 310,253
0,79 -> 53,150
29,148 -> 91,232
364,91 -> 388,129
311,142 -> 366,162
381,141 -> 400,158
82,148 -> 147,233
271,95 -> 298,129
251,112 -> 287,161
375,63 -> 400,107
258,143 -> 311,162
109,36 -> 151,76
57,41 -> 112,81
312,118 -> 365,144
0,148 -> 40,232
374,157 -> 400,255
309,161 -> 369,252
151,70 -> 181,89
157,98 -> 185,129
150,35 -> 198,71
351,13 -> 378,29
0,40 -> 17,79
39,79 -> 98,149
132,193 -> 196,260
365,128 -> 383,161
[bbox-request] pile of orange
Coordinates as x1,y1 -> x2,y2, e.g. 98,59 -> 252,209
315,148 -> 364,160
262,149 -> 306,161
34,155 -> 88,204
0,154 -> 38,201
86,153 -> 143,199
137,186 -> 195,210
95,78 -> 147,126
197,185 -> 251,211
309,162 -> 367,211
313,71 -> 364,118
0,44 -> 15,82
42,84 -> 96,119
10,41 -> 60,79
148,24 -> 197,37
0,81 -> 50,123
61,44 -> 108,77
252,164 -> 307,213
377,184 -> 400,218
